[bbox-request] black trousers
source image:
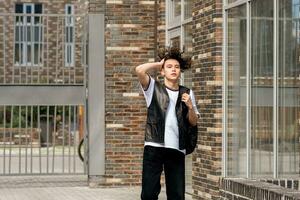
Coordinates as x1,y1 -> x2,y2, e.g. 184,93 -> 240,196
141,145 -> 185,200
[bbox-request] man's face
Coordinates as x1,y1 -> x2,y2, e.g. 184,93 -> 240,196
161,59 -> 181,82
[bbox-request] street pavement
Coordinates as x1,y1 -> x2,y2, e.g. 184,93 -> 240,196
0,175 -> 193,200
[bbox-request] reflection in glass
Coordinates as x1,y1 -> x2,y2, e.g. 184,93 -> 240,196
170,36 -> 180,48
184,0 -> 193,20
183,23 -> 193,88
251,0 -> 274,178
174,0 -> 181,18
226,0 -> 300,178
227,4 -> 247,177
278,0 -> 300,178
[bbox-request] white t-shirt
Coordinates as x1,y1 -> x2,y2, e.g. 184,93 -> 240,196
142,77 -> 200,154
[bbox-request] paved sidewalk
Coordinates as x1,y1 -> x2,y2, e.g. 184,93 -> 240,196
0,176 -> 193,200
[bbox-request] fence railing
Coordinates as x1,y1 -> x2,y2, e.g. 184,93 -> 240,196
0,105 -> 86,174
0,13 -> 89,175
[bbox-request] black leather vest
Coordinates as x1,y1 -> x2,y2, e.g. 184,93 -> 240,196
144,80 -> 191,150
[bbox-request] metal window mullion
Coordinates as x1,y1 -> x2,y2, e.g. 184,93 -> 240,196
246,1 -> 252,179
225,0 -> 249,10
222,2 -> 228,177
3,106 -> 6,174
273,0 -> 278,179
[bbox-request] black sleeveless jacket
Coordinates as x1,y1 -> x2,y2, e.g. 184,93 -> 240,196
145,80 -> 198,153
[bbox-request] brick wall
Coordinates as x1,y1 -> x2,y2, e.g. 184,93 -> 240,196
192,0 -> 223,199
0,0 -> 159,187
103,0 -> 156,186
0,0 -> 88,14
88,0 -> 105,13
220,178 -> 300,200
0,0 -> 88,84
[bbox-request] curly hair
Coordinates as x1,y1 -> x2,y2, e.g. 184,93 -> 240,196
157,46 -> 192,72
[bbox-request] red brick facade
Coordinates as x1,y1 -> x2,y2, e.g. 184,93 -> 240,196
192,1 -> 223,199
103,0 -> 156,186
0,0 -> 225,198
96,0 -> 225,199
86,0 -> 225,198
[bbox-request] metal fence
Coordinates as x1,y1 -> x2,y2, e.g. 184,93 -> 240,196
0,13 -> 88,175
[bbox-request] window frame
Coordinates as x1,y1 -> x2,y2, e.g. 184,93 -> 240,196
14,3 -> 43,67
166,0 -> 193,85
65,4 -> 75,67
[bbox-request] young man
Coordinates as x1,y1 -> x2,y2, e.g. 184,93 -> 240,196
135,47 -> 200,200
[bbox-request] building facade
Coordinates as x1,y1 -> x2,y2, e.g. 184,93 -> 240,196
1,0 -> 300,200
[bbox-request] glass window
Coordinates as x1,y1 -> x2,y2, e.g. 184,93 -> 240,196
65,4 -> 75,67
182,23 -> 193,89
26,5 -> 32,14
225,0 -> 300,179
251,0 -> 274,178
184,0 -> 193,20
14,3 -> 43,66
170,36 -> 180,48
167,1 -> 195,193
173,0 -> 181,18
15,4 -> 23,13
226,4 -> 247,177
184,23 -> 193,52
35,4 -> 42,14
169,0 -> 193,25
278,0 -> 300,178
